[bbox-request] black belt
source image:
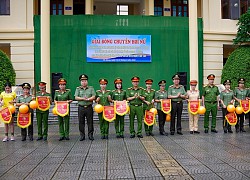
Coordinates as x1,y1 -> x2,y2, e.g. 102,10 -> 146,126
172,101 -> 182,104
130,104 -> 142,107
79,104 -> 92,108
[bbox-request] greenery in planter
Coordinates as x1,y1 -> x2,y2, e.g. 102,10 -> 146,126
0,50 -> 16,91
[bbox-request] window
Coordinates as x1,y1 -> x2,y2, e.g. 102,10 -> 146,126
154,0 -> 163,16
171,0 -> 189,17
0,0 -> 10,15
117,5 -> 128,15
222,0 -> 250,19
51,0 -> 64,15
73,0 -> 85,15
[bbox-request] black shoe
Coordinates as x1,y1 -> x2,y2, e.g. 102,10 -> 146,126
137,134 -> 143,138
204,130 -> 208,133
36,137 -> 43,141
190,131 -> 194,134
89,136 -> 94,141
224,130 -> 228,133
146,132 -> 150,136
120,135 -> 124,138
101,136 -> 105,139
211,129 -> 218,133
228,129 -> 233,133
240,129 -> 246,132
116,135 -> 121,138
105,136 -> 108,139
21,137 -> 26,141
59,137 -> 64,141
170,132 -> 175,135
130,134 -> 135,138
194,131 -> 200,134
29,136 -> 33,141
65,137 -> 70,140
150,132 -> 154,136
160,132 -> 168,136
80,136 -> 85,141
43,137 -> 47,141
177,131 -> 183,135
236,128 -> 240,133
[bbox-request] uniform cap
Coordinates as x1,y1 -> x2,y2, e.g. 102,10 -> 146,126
238,78 -> 245,84
158,80 -> 166,86
145,79 -> 153,84
58,78 -> 67,85
207,74 -> 215,80
22,83 -> 31,89
99,78 -> 108,85
38,81 -> 46,87
223,79 -> 231,85
131,76 -> 140,82
79,74 -> 88,81
190,80 -> 198,86
172,74 -> 180,80
114,78 -> 122,84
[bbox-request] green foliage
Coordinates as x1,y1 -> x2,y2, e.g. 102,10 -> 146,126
0,50 -> 16,91
233,8 -> 250,45
221,46 -> 250,89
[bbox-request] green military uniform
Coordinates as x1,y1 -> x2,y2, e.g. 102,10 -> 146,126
127,87 -> 144,136
202,85 -> 219,131
96,90 -> 111,138
143,89 -> 155,135
112,89 -> 126,137
36,91 -> 51,140
17,94 -> 34,141
54,89 -> 73,139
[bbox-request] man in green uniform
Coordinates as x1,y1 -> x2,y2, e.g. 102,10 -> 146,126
112,78 -> 126,138
143,79 -> 155,136
168,74 -> 186,135
75,74 -> 96,141
127,76 -> 145,138
36,82 -> 51,141
54,78 -> 73,141
202,74 -> 220,133
96,78 -> 112,139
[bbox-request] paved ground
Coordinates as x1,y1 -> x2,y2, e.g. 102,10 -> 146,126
0,120 -> 250,180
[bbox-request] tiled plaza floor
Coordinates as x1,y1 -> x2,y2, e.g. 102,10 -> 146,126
0,120 -> 249,180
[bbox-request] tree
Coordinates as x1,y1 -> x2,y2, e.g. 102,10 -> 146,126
0,50 -> 16,91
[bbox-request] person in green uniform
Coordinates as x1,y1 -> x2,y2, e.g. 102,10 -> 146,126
168,74 -> 186,135
220,80 -> 234,133
96,78 -> 112,139
127,76 -> 145,138
143,79 -> 155,136
75,74 -> 96,141
111,78 -> 126,138
202,74 -> 220,133
36,82 -> 51,141
155,80 -> 168,136
234,78 -> 248,132
16,83 -> 34,141
54,78 -> 73,141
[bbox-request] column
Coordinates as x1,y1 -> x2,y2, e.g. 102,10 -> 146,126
85,0 -> 94,15
144,0 -> 154,15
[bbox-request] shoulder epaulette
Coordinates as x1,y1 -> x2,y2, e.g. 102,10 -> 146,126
76,86 -> 80,89
179,85 -> 183,87
127,87 -> 132,90
55,90 -> 59,92
157,90 -> 161,92
169,85 -> 174,88
151,89 -> 155,92
66,89 -> 71,91
106,90 -> 110,92
97,90 -> 101,92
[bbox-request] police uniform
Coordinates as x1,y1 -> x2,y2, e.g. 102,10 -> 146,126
186,80 -> 200,134
96,79 -> 111,139
112,78 -> 126,138
168,74 -> 186,135
220,80 -> 234,133
74,74 -> 96,141
17,83 -> 34,141
143,79 -> 155,136
54,78 -> 73,141
155,80 -> 168,135
202,74 -> 220,133
36,82 -> 51,141
234,78 -> 248,132
126,76 -> 145,138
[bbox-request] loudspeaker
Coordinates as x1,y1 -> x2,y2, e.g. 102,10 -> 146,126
51,73 -> 63,100
177,72 -> 187,91
230,0 -> 240,20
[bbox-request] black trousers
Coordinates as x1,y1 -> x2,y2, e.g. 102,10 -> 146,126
235,113 -> 245,130
170,101 -> 183,132
21,113 -> 34,138
78,105 -> 94,137
157,109 -> 166,133
222,108 -> 232,130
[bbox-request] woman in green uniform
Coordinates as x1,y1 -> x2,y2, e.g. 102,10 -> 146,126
112,78 -> 126,138
54,78 -> 73,141
96,78 -> 112,139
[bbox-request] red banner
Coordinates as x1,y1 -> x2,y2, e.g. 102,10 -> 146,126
144,110 -> 155,126
103,106 -> 116,122
188,100 -> 200,115
225,112 -> 237,126
161,99 -> 171,114
37,96 -> 50,111
55,101 -> 69,117
240,100 -> 250,114
17,113 -> 31,128
114,100 -> 128,116
0,107 -> 12,124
